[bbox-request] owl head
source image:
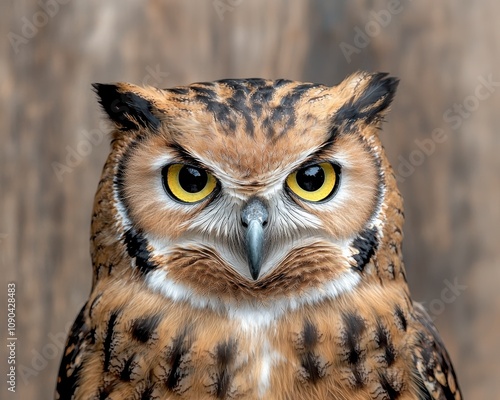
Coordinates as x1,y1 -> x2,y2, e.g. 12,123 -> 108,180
91,72 -> 402,309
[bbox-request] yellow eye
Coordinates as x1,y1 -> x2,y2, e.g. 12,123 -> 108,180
286,162 -> 339,202
162,164 -> 217,203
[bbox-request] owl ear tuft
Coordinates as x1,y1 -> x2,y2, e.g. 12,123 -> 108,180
333,72 -> 399,128
92,83 -> 161,131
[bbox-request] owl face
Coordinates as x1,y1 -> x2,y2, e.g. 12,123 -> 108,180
93,73 -> 398,308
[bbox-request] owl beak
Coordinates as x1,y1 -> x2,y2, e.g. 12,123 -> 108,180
241,197 -> 268,280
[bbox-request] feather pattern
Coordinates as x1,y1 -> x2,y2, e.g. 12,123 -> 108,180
56,73 -> 461,399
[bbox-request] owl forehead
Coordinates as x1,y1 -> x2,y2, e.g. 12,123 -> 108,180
156,79 -> 340,180
164,78 -> 333,127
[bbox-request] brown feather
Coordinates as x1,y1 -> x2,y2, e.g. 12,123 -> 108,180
56,73 -> 461,400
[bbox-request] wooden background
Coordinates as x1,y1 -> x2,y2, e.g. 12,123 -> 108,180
1,0 -> 499,398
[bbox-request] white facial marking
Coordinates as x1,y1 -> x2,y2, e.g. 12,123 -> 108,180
146,269 -> 361,328
146,269 -> 213,309
258,339 -> 284,398
113,187 -> 132,230
228,306 -> 281,333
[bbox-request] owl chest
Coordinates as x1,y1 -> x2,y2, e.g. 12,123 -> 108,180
82,296 -> 415,400
88,308 -> 287,398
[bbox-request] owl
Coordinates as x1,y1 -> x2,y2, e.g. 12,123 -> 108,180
56,72 -> 461,400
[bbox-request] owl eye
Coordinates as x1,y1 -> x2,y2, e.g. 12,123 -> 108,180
286,162 -> 340,202
162,164 -> 217,203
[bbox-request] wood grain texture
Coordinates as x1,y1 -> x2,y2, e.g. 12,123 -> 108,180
0,0 -> 498,398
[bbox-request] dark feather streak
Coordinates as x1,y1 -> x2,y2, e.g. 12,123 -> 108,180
394,305 -> 408,332
103,310 -> 120,372
124,228 -> 157,274
299,321 -> 325,384
343,313 -> 366,387
352,227 -> 378,272
55,305 -> 88,398
214,338 -> 237,398
379,373 -> 401,399
165,327 -> 192,391
131,314 -> 162,343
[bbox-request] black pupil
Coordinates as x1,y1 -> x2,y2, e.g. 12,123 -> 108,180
178,166 -> 208,193
296,165 -> 325,192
